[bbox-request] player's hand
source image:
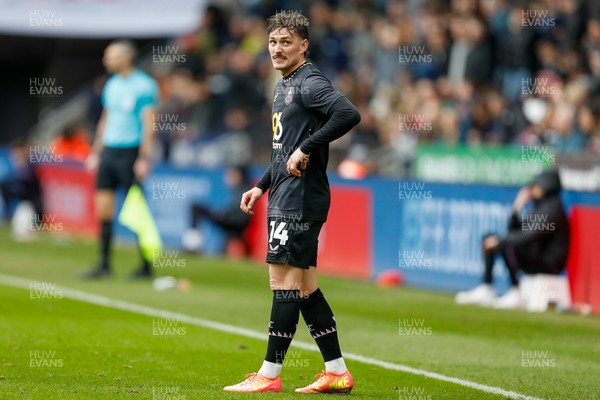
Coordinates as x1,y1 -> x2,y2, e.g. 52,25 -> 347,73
513,187 -> 531,212
483,236 -> 500,252
286,148 -> 310,177
85,152 -> 99,174
240,187 -> 263,215
134,157 -> 151,182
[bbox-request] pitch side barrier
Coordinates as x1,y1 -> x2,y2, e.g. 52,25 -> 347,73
1,155 -> 598,313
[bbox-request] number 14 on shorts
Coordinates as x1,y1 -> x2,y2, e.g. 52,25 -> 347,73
269,221 -> 289,245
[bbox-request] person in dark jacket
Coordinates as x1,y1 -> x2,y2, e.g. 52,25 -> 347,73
0,139 -> 44,224
456,169 -> 570,308
182,165 -> 251,255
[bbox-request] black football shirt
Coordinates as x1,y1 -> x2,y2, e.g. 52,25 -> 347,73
255,62 -> 361,222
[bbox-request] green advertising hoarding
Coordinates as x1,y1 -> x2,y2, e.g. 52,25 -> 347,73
413,145 -> 553,186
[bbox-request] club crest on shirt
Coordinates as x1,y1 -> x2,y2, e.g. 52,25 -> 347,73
285,87 -> 294,105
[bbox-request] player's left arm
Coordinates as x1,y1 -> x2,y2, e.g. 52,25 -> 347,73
287,74 -> 360,176
134,81 -> 159,181
134,107 -> 156,181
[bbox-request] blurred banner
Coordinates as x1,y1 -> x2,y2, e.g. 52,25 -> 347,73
0,147 -> 12,181
567,206 -> 600,312
37,164 -> 96,237
414,144 -> 551,186
414,144 -> 600,192
372,179 -> 517,294
7,158 -> 600,312
139,166 -> 227,254
555,153 -> 600,192
0,0 -> 204,38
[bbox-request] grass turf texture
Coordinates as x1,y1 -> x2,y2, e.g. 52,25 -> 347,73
0,228 -> 599,399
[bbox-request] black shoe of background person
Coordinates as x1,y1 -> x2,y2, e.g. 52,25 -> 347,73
129,267 -> 152,280
80,266 -> 111,280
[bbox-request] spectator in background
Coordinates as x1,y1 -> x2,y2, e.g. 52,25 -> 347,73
583,18 -> 600,55
545,102 -> 583,153
0,139 -> 44,227
372,17 -> 405,90
451,0 -> 478,16
195,107 -> 252,168
185,4 -> 231,58
586,46 -> 600,98
497,6 -> 537,102
183,165 -> 251,256
480,0 -> 510,41
573,99 -> 600,151
463,15 -> 494,86
50,125 -> 91,163
446,14 -> 471,88
535,39 -> 562,77
556,0 -> 586,52
414,20 -> 449,81
154,68 -> 207,163
68,0 -> 598,177
455,169 -> 570,309
479,87 -> 526,144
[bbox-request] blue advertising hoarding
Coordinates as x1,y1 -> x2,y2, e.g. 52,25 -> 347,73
2,145 -> 599,296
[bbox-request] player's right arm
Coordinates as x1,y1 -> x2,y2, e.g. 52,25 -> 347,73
240,187 -> 263,215
240,165 -> 271,215
85,109 -> 107,173
255,164 -> 271,193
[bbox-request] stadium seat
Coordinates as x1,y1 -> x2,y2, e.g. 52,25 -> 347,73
520,274 -> 571,313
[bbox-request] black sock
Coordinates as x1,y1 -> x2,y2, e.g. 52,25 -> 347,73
500,247 -> 520,287
100,221 -> 112,270
483,251 -> 494,284
265,290 -> 301,365
300,288 -> 342,362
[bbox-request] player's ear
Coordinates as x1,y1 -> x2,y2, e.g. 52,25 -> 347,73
301,39 -> 308,55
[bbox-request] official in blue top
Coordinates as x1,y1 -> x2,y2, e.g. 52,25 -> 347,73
83,40 -> 158,279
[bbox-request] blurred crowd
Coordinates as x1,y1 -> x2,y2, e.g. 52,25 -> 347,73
82,0 -> 600,177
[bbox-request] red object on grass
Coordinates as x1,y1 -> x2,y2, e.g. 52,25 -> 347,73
377,270 -> 404,287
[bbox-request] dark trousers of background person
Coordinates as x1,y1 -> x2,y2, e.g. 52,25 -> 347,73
0,178 -> 44,222
191,204 -> 250,255
482,233 -> 564,287
95,146 -> 150,274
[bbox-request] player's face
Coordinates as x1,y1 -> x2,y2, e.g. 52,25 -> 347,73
102,45 -> 127,74
268,28 -> 308,76
530,184 -> 544,199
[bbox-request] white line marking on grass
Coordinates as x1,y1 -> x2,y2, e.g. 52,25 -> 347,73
0,273 -> 543,400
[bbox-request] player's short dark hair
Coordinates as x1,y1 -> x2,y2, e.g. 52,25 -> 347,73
267,10 -> 310,41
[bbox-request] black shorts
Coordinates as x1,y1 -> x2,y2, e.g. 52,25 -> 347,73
96,147 -> 139,190
265,216 -> 323,269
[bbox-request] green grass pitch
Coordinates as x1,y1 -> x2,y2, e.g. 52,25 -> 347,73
0,227 -> 599,399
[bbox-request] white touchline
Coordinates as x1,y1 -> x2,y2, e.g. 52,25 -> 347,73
0,273 -> 543,400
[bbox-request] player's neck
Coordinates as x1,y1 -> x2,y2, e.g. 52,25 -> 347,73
281,59 -> 307,78
118,66 -> 136,77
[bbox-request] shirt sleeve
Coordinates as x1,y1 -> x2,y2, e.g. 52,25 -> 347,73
138,79 -> 159,112
299,74 -> 361,154
497,204 -> 562,251
255,164 -> 272,192
101,79 -> 109,107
